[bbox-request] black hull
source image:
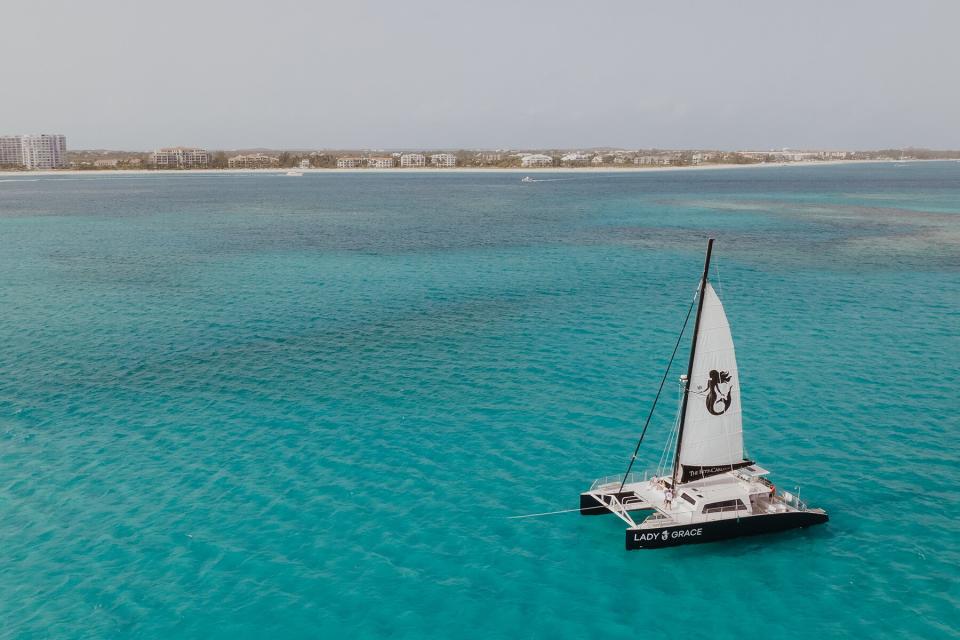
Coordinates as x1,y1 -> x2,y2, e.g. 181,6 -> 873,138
579,491 -> 650,516
579,492 -> 609,515
625,510 -> 828,549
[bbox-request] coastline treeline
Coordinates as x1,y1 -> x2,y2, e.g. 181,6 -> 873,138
46,147 -> 960,171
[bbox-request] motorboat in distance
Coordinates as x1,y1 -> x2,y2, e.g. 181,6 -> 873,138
580,239 -> 828,549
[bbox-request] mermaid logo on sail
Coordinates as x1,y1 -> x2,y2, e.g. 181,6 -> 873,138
705,370 -> 733,415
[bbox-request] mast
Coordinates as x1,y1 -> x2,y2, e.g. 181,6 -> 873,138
671,238 -> 713,488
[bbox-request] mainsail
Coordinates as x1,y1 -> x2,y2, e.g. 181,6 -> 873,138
677,282 -> 751,482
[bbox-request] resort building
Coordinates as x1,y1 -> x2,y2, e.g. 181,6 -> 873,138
151,147 -> 209,168
227,153 -> 280,169
0,137 -> 22,166
739,150 -> 824,163
400,153 -> 426,167
430,153 -> 457,168
0,134 -> 68,169
521,154 -> 553,167
0,137 -> 20,166
477,152 -> 503,164
367,156 -> 394,168
560,152 -> 591,165
591,155 -> 605,165
336,157 -> 363,168
633,154 -> 677,166
690,152 -> 721,165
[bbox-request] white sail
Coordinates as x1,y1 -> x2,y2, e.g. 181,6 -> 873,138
678,282 -> 749,482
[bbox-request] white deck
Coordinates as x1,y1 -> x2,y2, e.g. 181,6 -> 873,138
586,465 -> 811,529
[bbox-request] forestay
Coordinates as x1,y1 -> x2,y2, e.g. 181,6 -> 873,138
678,282 -> 751,482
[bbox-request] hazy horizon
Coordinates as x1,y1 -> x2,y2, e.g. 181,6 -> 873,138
3,1 -> 958,150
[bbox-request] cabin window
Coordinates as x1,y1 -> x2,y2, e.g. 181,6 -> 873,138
681,493 -> 697,505
702,499 -> 746,513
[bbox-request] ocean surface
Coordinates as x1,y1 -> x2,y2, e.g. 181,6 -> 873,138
0,163 -> 957,639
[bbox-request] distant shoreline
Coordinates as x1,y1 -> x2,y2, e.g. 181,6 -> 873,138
0,158 -> 944,178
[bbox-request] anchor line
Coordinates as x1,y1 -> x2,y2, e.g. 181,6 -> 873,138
506,505 -> 604,519
617,291 -> 697,493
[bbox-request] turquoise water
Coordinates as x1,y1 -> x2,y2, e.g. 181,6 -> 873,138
1,163 -> 958,639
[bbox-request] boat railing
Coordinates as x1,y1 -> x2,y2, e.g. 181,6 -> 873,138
702,505 -> 750,521
601,491 -> 639,527
590,471 -> 647,491
639,512 -> 674,528
778,490 -> 807,512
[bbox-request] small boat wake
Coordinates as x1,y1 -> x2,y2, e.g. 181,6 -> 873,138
521,176 -> 576,183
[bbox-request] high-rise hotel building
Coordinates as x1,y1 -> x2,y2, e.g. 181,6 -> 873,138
0,134 -> 68,169
150,147 -> 209,168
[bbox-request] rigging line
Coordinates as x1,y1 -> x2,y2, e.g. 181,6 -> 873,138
506,506 -> 602,519
657,383 -> 679,475
658,380 -> 684,476
617,293 -> 698,493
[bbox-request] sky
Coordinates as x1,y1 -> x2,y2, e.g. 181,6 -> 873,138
2,0 -> 958,150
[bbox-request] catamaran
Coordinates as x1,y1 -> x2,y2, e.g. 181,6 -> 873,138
581,239 -> 828,549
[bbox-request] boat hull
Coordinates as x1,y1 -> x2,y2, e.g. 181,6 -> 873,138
625,510 -> 828,549
579,491 -> 652,516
